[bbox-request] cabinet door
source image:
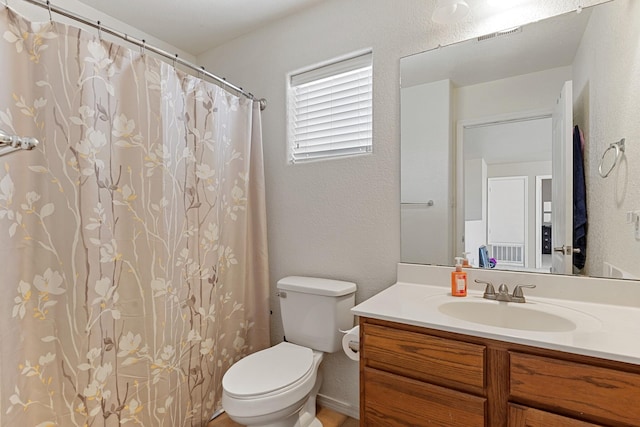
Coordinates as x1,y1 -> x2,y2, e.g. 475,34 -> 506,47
363,367 -> 485,426
508,404 -> 603,427
510,352 -> 640,425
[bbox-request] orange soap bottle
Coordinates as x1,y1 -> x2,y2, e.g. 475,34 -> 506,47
462,252 -> 472,268
451,257 -> 467,297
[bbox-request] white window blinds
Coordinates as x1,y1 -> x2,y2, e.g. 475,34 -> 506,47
288,52 -> 373,163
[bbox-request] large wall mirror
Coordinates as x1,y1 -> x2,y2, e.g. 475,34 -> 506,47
401,0 -> 640,280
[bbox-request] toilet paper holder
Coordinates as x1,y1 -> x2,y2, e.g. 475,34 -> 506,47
341,325 -> 360,360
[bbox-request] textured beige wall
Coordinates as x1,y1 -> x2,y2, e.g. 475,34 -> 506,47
198,0 -> 609,416
573,0 -> 640,278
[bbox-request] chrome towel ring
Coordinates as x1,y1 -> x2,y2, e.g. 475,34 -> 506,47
598,138 -> 625,178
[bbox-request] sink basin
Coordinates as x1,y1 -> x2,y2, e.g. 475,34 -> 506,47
439,301 -> 574,332
437,299 -> 599,333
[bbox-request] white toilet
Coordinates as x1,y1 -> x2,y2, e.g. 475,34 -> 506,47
222,276 -> 357,427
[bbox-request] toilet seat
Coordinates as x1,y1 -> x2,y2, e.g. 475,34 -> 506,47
223,342 -> 314,399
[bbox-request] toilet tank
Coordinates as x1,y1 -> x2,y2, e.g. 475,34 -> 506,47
277,276 -> 357,353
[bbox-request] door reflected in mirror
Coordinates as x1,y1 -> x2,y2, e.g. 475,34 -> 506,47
462,116 -> 552,273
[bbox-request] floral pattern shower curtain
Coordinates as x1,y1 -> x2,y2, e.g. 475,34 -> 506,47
0,8 -> 269,426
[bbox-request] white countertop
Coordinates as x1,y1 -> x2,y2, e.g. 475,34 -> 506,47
353,267 -> 640,366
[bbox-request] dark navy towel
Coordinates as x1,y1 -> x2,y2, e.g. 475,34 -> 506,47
573,125 -> 587,270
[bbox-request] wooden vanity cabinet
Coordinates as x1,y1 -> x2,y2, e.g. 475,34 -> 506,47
363,367 -> 485,426
361,322 -> 486,426
360,318 -> 640,427
508,404 -> 601,427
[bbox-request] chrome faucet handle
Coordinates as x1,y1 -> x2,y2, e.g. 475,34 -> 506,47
474,279 -> 496,300
511,284 -> 536,303
497,284 -> 511,302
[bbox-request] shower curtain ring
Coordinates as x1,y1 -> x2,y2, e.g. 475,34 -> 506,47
46,0 -> 52,22
97,20 -> 102,40
141,39 -> 146,57
173,54 -> 178,69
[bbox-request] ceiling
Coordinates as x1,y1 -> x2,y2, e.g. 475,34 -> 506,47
75,0 -> 326,56
401,6 -> 591,88
464,118 -> 552,165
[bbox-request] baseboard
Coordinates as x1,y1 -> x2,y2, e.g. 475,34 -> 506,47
317,393 -> 359,420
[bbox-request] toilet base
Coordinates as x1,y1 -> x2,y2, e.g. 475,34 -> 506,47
255,410 -> 321,427
232,399 -> 321,427
303,418 -> 322,427
228,367 -> 324,427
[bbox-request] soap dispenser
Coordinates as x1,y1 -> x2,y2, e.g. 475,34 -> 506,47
462,252 -> 472,268
451,257 -> 467,297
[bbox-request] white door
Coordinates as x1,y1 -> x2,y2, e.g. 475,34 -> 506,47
551,81 -> 573,274
487,176 -> 527,266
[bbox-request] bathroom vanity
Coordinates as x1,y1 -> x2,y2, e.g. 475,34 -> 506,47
353,265 -> 640,426
382,1 -> 640,423
359,318 -> 640,426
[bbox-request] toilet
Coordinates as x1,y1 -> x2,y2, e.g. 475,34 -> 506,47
222,276 -> 357,427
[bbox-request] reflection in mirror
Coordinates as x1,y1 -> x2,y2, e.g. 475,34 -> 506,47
400,0 -> 640,280
463,117 -> 552,272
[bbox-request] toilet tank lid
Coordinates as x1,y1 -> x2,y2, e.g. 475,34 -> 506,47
277,276 -> 356,297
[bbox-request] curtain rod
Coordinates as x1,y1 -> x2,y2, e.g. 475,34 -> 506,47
17,0 -> 267,111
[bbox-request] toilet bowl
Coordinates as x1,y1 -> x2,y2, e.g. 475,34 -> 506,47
222,342 -> 324,427
221,276 -> 357,427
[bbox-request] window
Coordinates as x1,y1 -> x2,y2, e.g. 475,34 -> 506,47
287,52 -> 373,163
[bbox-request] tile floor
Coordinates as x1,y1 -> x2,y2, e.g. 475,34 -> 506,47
206,406 -> 359,427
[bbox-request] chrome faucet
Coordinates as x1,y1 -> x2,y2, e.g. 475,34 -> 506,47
497,284 -> 512,302
510,284 -> 536,303
474,279 -> 496,300
473,280 -> 536,303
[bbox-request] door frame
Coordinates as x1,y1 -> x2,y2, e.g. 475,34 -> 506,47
535,175 -> 552,269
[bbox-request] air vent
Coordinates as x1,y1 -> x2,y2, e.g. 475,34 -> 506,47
477,26 -> 522,42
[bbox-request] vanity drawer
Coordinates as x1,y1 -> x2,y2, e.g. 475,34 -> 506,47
362,323 -> 486,392
508,404 -> 603,427
363,367 -> 486,426
510,352 -> 640,426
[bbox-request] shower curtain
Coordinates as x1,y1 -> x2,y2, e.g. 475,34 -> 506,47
0,7 -> 269,426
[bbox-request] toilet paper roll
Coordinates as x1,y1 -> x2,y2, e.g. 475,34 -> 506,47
341,325 -> 360,361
